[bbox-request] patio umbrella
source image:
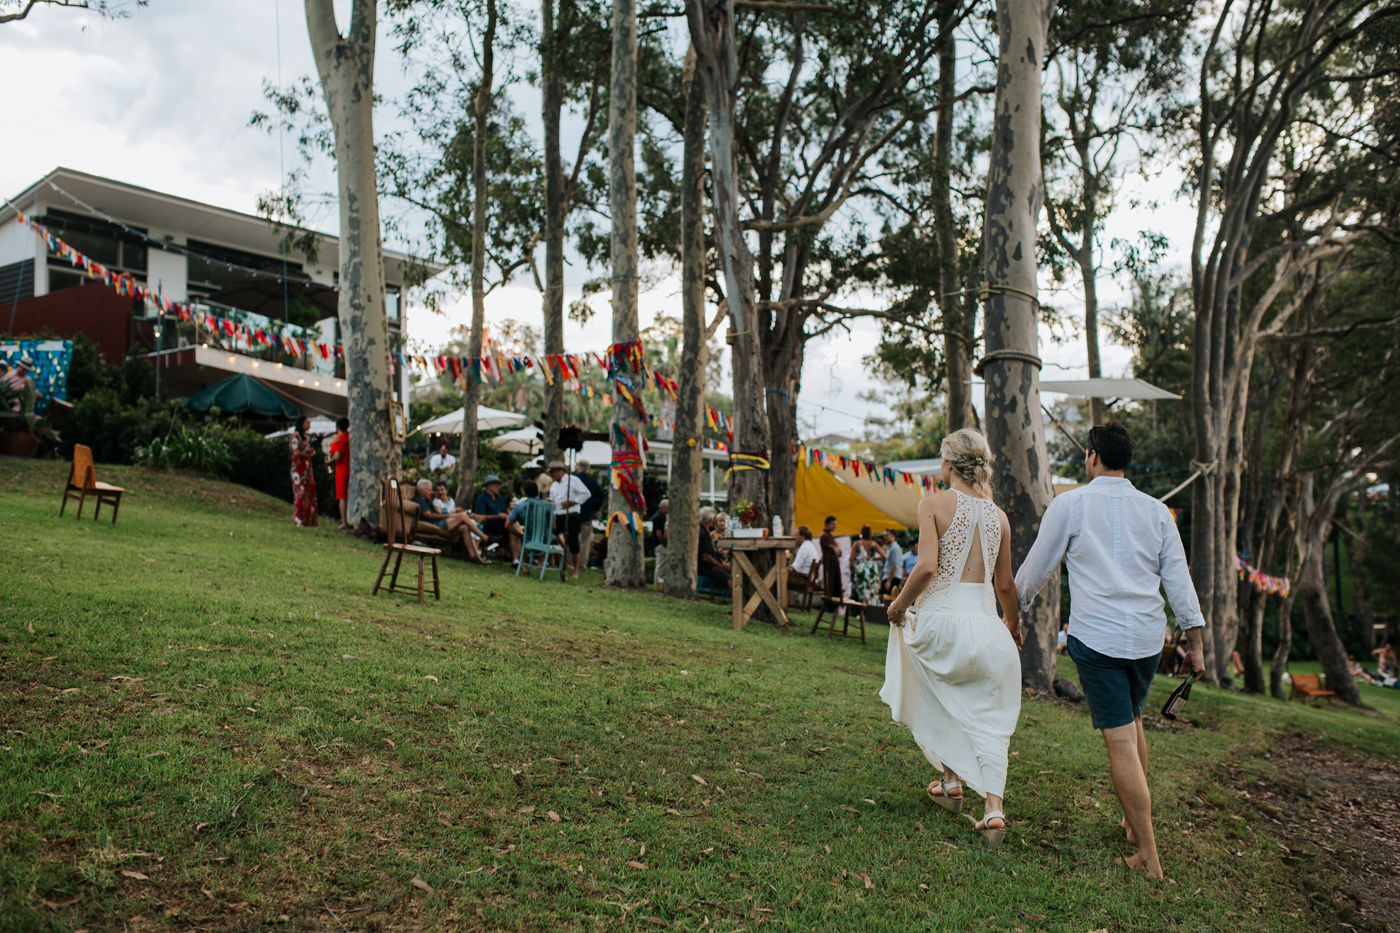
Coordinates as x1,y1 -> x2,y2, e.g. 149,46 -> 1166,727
491,425 -> 543,453
412,405 -> 528,435
184,373 -> 300,419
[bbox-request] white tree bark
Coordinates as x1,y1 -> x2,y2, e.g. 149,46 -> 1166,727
605,0 -> 645,586
305,0 -> 397,527
982,0 -> 1059,692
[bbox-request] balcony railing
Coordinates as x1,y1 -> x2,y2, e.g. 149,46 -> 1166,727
149,298 -> 341,378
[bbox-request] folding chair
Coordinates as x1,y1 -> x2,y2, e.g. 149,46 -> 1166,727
60,444 -> 126,524
517,498 -> 567,581
372,478 -> 441,603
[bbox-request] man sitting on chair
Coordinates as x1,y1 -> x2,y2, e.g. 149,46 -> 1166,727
412,479 -> 488,565
697,506 -> 731,589
473,474 -> 520,563
789,525 -> 822,594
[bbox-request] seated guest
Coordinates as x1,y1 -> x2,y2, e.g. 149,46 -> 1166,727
879,528 -> 903,597
712,512 -> 728,541
789,525 -> 822,594
902,539 -> 918,579
433,481 -> 459,513
697,506 -> 731,588
1373,643 -> 1398,679
548,460 -> 591,580
412,479 -> 488,564
506,480 -> 542,567
473,474 -> 520,562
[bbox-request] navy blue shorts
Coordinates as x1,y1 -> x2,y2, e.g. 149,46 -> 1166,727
1066,635 -> 1159,730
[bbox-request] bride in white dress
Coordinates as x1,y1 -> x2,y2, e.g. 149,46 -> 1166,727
881,429 -> 1023,844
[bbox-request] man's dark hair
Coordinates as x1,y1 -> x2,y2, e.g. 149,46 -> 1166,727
1088,422 -> 1134,471
824,515 -> 837,526
336,417 -> 350,432
523,480 -> 539,498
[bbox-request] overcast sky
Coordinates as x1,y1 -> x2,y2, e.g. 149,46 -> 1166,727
1,0 -> 1196,440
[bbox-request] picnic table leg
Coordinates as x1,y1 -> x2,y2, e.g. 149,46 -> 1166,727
732,551 -> 790,630
732,554 -> 745,630
776,549 -> 790,635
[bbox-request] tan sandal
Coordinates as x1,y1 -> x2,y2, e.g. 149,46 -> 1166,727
975,809 -> 1006,845
927,779 -> 963,814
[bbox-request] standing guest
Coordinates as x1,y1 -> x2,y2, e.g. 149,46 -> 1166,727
651,498 -> 670,588
328,417 -> 350,529
412,479 -> 489,564
850,525 -> 884,605
289,416 -> 319,527
1016,422 -> 1205,878
881,529 -> 904,596
428,441 -> 457,472
902,540 -> 919,578
697,506 -> 731,588
2,354 -> 38,416
473,474 -> 520,563
547,460 -> 591,579
819,515 -> 839,556
574,460 -> 605,569
789,525 -> 822,592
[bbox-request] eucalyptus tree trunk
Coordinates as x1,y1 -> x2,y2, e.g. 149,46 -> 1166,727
305,0 -> 397,527
604,0 -> 645,587
982,0 -> 1059,692
1345,492 -> 1377,647
1294,476 -> 1364,707
456,0 -> 498,509
665,45 -> 709,600
686,0 -> 770,533
541,0 -> 566,468
934,19 -> 974,433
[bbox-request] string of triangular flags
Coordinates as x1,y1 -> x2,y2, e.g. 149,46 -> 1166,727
1236,555 -> 1291,598
799,443 -> 942,493
17,209 -> 345,363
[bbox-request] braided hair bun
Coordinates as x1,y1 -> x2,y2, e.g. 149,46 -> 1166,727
941,428 -> 993,494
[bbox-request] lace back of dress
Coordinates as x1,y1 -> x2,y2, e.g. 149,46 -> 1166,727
915,492 -> 979,613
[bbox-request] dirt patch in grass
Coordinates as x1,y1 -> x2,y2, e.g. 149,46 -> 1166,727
1234,733 -> 1400,932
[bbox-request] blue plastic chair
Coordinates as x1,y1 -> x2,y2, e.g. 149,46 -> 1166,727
516,498 -> 566,581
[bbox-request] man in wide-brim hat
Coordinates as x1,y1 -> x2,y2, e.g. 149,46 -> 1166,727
2,355 -> 38,417
547,459 -> 592,579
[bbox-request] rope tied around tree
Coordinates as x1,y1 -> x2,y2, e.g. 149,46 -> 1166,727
974,349 -> 1044,376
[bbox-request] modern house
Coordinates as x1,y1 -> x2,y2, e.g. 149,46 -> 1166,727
0,168 -> 437,416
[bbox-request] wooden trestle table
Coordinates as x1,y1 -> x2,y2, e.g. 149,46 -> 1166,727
720,535 -> 796,635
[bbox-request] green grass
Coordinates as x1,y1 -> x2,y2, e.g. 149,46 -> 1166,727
1,460 -> 1395,932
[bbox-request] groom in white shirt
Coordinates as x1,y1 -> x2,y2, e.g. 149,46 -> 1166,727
1016,422 -> 1205,879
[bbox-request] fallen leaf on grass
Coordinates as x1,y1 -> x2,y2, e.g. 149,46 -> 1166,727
410,877 -> 433,893
60,688 -> 80,695
120,870 -> 149,881
919,883 -> 929,890
862,873 -> 873,889
691,774 -> 707,786
384,739 -> 396,749
424,675 -> 439,682
40,895 -> 80,910
915,821 -> 928,832
645,918 -> 668,928
665,808 -> 682,816
1027,913 -> 1046,922
863,798 -> 877,805
518,806 -> 536,814
32,790 -> 61,799
626,860 -> 648,870
41,655 -> 57,662
28,622 -> 34,634
547,811 -> 561,822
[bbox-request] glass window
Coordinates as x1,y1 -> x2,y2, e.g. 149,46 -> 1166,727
386,286 -> 401,323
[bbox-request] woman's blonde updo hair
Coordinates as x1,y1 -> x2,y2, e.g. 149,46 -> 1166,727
940,428 -> 993,494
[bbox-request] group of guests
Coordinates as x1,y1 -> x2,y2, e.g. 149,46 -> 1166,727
288,415 -> 350,529
407,473 -> 520,565
784,518 -> 918,606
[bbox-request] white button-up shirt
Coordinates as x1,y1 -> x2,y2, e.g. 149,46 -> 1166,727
1015,476 -> 1204,660
791,538 -> 822,579
548,474 -> 591,515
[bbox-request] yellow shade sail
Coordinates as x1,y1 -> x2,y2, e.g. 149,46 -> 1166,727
794,458 -> 906,538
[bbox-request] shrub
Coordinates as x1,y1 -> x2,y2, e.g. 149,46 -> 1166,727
134,426 -> 234,475
66,390 -> 186,464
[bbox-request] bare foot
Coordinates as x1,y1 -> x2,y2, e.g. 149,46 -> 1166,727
1120,816 -> 1136,845
1117,852 -> 1164,879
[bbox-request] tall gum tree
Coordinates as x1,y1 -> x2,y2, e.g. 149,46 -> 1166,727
306,0 -> 399,526
605,0 -> 645,586
981,0 -> 1059,692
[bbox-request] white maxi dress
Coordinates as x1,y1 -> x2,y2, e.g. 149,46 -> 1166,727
880,490 -> 1021,799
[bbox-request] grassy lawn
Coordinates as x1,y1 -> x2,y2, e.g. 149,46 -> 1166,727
2,460 -> 1396,932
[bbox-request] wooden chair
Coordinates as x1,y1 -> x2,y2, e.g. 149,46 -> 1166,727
1289,672 -> 1336,703
60,444 -> 125,524
516,498 -> 566,581
372,478 -> 441,603
789,558 -> 821,611
812,546 -> 867,644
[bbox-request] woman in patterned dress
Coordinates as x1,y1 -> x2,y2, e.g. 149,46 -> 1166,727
289,416 -> 319,527
850,524 -> 884,605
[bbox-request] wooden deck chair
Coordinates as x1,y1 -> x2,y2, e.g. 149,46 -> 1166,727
372,478 -> 441,603
811,545 -> 867,644
791,558 -> 821,611
516,498 -> 567,581
60,444 -> 126,524
1289,673 -> 1337,704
